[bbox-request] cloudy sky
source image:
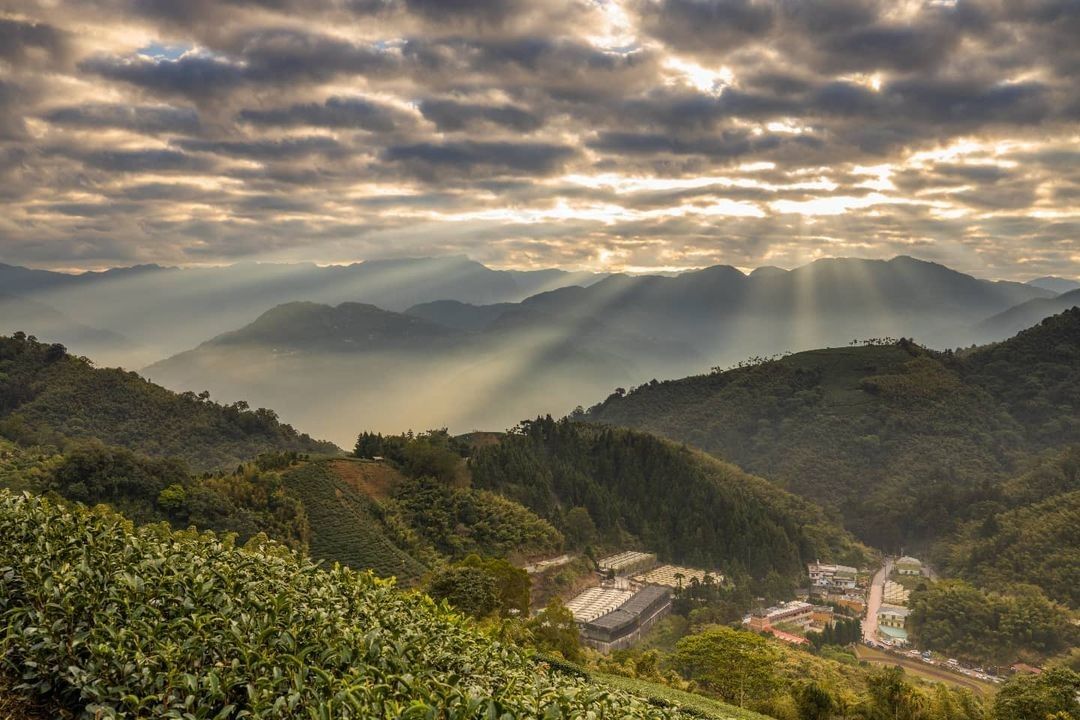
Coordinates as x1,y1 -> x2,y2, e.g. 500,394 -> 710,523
0,0 -> 1077,278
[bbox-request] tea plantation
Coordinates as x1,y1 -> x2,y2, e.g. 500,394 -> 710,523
0,490 -> 684,719
281,461 -> 428,582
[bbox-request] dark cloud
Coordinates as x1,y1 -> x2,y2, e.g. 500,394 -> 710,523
239,96 -> 411,131
589,130 -> 786,159
44,103 -> 202,134
384,140 -> 576,177
419,98 -> 543,131
635,0 -> 775,54
80,148 -> 211,172
176,136 -> 345,160
0,17 -> 68,66
81,53 -> 246,100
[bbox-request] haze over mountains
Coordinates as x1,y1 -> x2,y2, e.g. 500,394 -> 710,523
0,256 -> 605,365
4,253 -> 1080,443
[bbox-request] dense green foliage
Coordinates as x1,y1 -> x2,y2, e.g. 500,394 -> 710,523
991,668 -> 1079,720
281,461 -> 428,582
609,620 -> 990,720
806,618 -> 862,651
587,311 -> 1080,549
0,439 -> 312,549
942,446 -> 1080,607
0,490 -> 682,719
388,475 -> 563,559
0,334 -> 337,470
471,417 -> 870,581
907,580 -> 1077,665
426,565 -> 501,618
673,627 -> 783,708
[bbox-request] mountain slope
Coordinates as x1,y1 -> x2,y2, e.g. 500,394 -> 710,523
973,288 -> 1080,343
470,417 -> 871,580
144,301 -> 685,445
587,310 -> 1080,549
0,333 -> 338,469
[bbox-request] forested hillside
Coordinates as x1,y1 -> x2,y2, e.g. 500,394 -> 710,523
941,446 -> 1080,607
470,417 -> 870,583
588,310 -> 1080,549
0,333 -> 338,470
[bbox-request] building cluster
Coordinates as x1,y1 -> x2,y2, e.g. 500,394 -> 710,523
633,564 -> 720,588
748,600 -> 815,631
564,551 -> 719,652
883,580 -> 910,605
807,561 -> 865,611
597,551 -> 657,576
874,555 -> 925,647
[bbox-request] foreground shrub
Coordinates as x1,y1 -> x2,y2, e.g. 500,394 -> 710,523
0,490 -> 673,719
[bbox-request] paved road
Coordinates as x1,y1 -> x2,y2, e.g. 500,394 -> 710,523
862,557 -> 893,643
855,646 -> 995,697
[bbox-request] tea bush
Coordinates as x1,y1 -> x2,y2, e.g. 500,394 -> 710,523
0,490 -> 674,719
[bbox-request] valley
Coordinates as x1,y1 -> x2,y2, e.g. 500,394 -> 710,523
0,263 -> 1077,720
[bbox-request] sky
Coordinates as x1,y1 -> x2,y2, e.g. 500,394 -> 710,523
0,0 -> 1077,279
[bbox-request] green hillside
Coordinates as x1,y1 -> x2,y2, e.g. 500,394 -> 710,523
470,417 -> 871,581
587,310 -> 1080,549
941,446 -> 1080,607
281,460 -> 429,583
0,333 -> 339,470
0,490 -> 687,719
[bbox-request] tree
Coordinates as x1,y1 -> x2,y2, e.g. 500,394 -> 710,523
673,626 -> 781,708
426,566 -> 499,619
563,506 -> 597,548
459,555 -> 530,617
353,431 -> 384,459
795,682 -> 835,720
863,666 -> 935,720
527,598 -> 582,662
993,668 -> 1080,720
157,483 -> 187,514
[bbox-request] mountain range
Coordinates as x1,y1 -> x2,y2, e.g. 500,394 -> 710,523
0,256 -> 606,365
134,255 -> 1079,442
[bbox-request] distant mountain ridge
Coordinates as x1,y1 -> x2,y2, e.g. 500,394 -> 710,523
1027,276 -> 1080,294
0,256 -> 607,365
975,288 -> 1080,341
0,293 -> 130,363
141,255 -> 1063,443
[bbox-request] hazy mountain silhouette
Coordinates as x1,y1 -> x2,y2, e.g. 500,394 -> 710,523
1027,276 -> 1080,294
0,257 -> 605,365
973,289 -> 1080,343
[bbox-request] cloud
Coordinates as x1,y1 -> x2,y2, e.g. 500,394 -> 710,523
0,0 -> 1075,279
384,140 -> 576,179
44,103 -> 202,134
238,96 -> 413,131
0,17 -> 69,66
419,98 -> 543,132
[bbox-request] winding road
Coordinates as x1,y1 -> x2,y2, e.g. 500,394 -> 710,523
862,557 -> 893,644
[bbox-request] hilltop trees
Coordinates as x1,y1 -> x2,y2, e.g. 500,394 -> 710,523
673,626 -> 782,708
993,667 -> 1080,720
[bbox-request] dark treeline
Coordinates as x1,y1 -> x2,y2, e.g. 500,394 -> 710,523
469,416 -> 870,583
